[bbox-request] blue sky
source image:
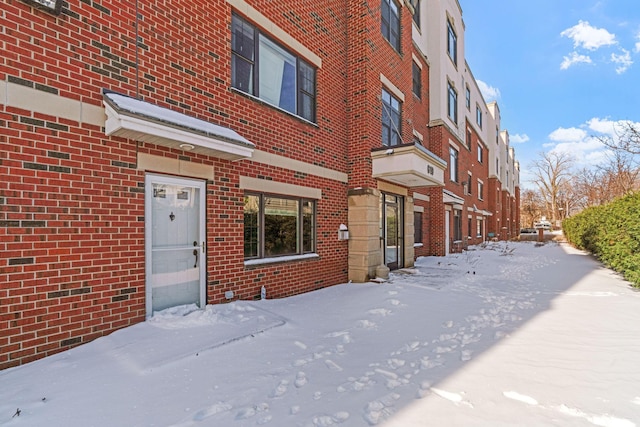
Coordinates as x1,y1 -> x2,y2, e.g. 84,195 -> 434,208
459,0 -> 640,188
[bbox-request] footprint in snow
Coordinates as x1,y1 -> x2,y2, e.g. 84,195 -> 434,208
192,401 -> 233,421
363,393 -> 400,425
271,380 -> 289,398
357,319 -> 377,329
368,308 -> 392,316
235,403 -> 269,420
337,376 -> 375,393
309,411 -> 350,426
294,371 -> 308,388
325,359 -> 343,371
294,341 -> 308,350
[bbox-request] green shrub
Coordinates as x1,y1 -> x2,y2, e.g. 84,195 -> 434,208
562,192 -> 640,288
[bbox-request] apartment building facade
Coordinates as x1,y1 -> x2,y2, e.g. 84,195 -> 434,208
1,0 -> 519,369
414,0 -> 520,255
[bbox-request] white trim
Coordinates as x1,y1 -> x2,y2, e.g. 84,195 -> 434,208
449,139 -> 460,151
1,80 -> 104,126
249,150 -> 348,183
380,73 -> 405,102
411,53 -> 423,68
413,192 -> 430,202
413,129 -> 424,141
245,253 -> 319,266
414,205 -> 424,213
240,176 -> 322,199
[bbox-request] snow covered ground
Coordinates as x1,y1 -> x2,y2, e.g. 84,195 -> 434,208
2,241 -> 639,427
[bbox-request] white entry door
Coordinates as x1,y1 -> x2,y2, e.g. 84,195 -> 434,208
145,174 -> 206,317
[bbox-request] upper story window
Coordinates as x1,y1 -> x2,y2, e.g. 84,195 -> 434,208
447,19 -> 457,65
412,62 -> 422,98
496,126 -> 499,144
231,14 -> 316,122
381,0 -> 401,52
382,88 -> 402,146
412,0 -> 421,28
476,105 -> 483,128
449,146 -> 459,182
477,144 -> 483,163
465,128 -> 472,150
477,180 -> 484,200
447,81 -> 458,124
465,86 -> 471,110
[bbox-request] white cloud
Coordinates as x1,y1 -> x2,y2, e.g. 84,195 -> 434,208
611,48 -> 633,74
560,52 -> 592,70
545,118 -> 640,166
635,31 -> 640,53
476,80 -> 501,101
560,20 -> 617,50
510,133 -> 530,144
548,127 -> 588,143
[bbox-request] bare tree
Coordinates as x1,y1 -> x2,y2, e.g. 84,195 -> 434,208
530,151 -> 575,224
599,121 -> 640,155
596,148 -> 640,197
520,189 -> 544,227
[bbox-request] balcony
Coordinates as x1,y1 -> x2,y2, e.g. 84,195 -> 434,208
371,143 -> 446,187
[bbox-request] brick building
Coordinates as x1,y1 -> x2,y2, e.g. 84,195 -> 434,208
1,0 -> 519,369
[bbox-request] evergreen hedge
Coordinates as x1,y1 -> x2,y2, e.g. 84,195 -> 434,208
562,192 -> 640,288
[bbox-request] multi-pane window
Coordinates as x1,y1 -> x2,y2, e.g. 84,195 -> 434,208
477,144 -> 483,163
412,62 -> 422,98
478,180 -> 484,200
412,0 -> 421,28
381,0 -> 401,52
476,218 -> 483,237
466,128 -> 472,150
496,126 -> 499,144
466,173 -> 472,195
382,88 -> 401,146
476,105 -> 483,128
447,82 -> 457,124
465,86 -> 471,110
447,19 -> 457,65
244,193 -> 316,259
449,146 -> 458,182
231,14 -> 316,122
467,217 -> 472,238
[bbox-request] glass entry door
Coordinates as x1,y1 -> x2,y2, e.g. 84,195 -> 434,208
145,174 -> 206,316
381,193 -> 404,270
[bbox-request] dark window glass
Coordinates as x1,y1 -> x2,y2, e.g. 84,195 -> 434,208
381,0 -> 401,52
412,62 -> 422,98
232,14 -> 316,122
244,193 -> 316,259
382,88 -> 401,146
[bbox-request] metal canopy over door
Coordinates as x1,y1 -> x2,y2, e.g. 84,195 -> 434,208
145,174 -> 206,317
381,193 -> 404,270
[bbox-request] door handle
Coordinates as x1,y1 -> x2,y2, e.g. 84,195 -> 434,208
193,249 -> 198,268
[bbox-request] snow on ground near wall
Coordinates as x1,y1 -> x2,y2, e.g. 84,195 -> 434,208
1,241 -> 639,427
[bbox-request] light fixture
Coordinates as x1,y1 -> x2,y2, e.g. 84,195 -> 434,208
22,0 -> 63,15
179,143 -> 195,151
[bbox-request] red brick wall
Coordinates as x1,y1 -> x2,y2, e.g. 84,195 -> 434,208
1,0 -> 351,369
